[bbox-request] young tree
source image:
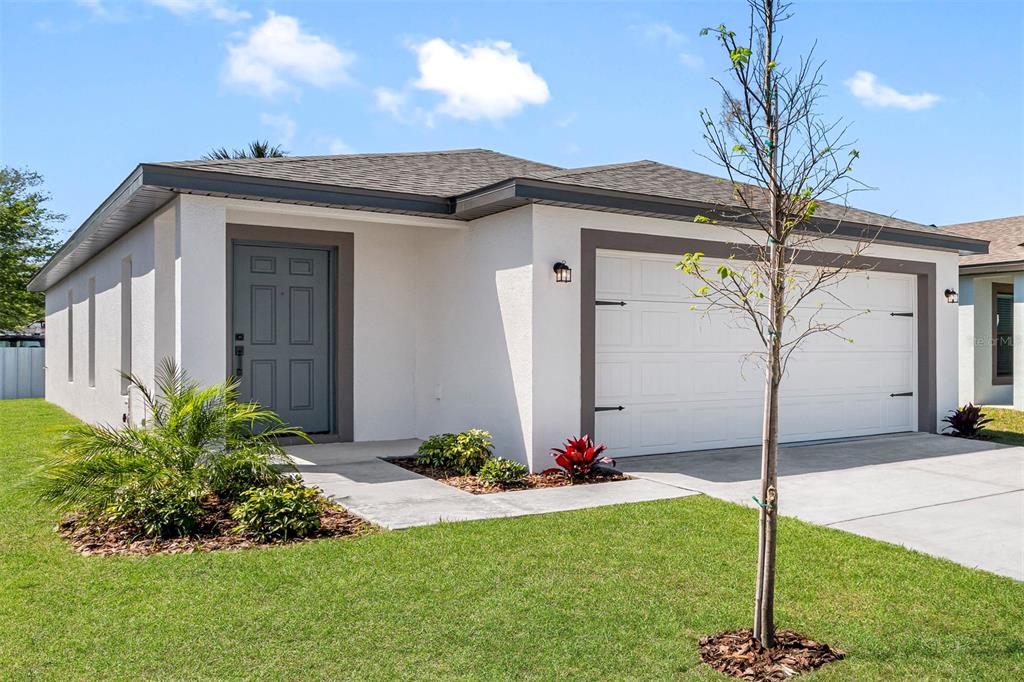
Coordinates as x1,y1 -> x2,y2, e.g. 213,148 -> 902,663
678,0 -> 871,647
0,167 -> 63,330
202,140 -> 287,160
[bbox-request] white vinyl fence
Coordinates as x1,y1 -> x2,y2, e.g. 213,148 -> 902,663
0,347 -> 45,399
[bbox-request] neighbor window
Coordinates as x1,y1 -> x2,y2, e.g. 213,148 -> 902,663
994,283 -> 1013,383
67,289 -> 74,382
120,257 -> 132,395
88,277 -> 96,388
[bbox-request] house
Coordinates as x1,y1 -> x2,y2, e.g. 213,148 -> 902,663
943,216 -> 1024,407
28,150 -> 986,471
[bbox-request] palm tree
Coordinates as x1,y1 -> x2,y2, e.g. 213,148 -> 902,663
37,360 -> 308,536
202,139 -> 286,160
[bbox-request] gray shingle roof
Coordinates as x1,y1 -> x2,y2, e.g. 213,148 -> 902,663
160,149 -> 561,198
941,216 -> 1024,266
528,160 -> 928,231
159,150 -> 932,233
28,149 -> 988,293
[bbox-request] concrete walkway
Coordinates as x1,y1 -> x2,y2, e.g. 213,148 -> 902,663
289,433 -> 1023,581
287,440 -> 697,530
619,433 -> 1024,581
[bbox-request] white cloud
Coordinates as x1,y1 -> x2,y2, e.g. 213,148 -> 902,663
845,71 -> 940,111
374,88 -> 434,127
635,22 -> 686,47
410,38 -> 549,121
555,112 -> 577,128
149,0 -> 250,22
326,138 -> 352,155
678,52 -> 704,69
74,0 -> 128,21
374,88 -> 407,118
224,13 -> 355,97
259,113 -> 296,147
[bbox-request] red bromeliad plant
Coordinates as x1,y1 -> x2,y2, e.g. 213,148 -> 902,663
547,435 -> 618,479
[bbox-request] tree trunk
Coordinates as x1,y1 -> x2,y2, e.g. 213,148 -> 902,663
753,244 -> 783,648
753,0 -> 781,650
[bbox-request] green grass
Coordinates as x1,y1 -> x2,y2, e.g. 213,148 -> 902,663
980,406 -> 1024,447
1,399 -> 1022,680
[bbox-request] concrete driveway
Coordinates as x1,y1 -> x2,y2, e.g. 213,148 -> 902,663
620,433 -> 1024,580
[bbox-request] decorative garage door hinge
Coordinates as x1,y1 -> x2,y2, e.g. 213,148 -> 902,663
595,405 -> 625,412
889,391 -> 914,397
890,312 -> 914,317
596,300 -> 627,306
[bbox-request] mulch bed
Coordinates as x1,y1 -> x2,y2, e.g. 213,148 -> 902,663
389,458 -> 628,494
698,629 -> 845,680
58,495 -> 372,557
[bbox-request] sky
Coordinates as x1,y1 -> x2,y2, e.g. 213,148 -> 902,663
2,0 -> 1022,239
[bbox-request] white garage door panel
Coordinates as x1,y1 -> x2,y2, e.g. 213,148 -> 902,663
595,250 -> 917,457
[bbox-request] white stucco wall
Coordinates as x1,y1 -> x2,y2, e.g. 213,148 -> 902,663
44,217 -> 157,425
958,273 -> 1014,406
413,206 -> 534,464
44,196 -> 536,461
45,194 -> 962,471
230,203 -> 536,459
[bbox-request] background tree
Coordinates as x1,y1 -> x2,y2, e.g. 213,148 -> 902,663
202,140 -> 287,160
0,167 -> 63,330
678,0 -> 871,647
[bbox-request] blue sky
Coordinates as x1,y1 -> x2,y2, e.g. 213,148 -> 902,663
2,0 -> 1022,238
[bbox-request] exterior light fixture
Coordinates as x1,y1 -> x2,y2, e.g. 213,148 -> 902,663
553,261 -> 572,283
944,288 -> 958,304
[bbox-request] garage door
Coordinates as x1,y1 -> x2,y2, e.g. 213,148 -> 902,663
594,250 -> 917,457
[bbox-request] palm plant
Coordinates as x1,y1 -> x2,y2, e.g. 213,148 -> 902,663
202,140 -> 286,160
37,360 -> 308,527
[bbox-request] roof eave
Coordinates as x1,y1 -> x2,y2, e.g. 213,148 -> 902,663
454,178 -> 990,254
28,165 -> 460,292
960,260 -> 1024,275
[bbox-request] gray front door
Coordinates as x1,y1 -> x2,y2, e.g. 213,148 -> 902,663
232,243 -> 332,433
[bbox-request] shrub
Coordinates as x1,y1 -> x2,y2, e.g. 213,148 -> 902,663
209,448 -> 294,501
416,429 -> 493,475
230,482 -> 325,541
942,403 -> 993,438
549,435 -> 617,479
37,359 -> 308,535
477,457 -> 528,485
107,478 -> 205,538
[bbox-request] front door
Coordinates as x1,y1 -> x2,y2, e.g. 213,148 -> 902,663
232,243 -> 332,433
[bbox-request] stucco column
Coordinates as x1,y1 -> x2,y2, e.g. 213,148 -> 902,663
175,195 -> 227,387
957,277 -> 974,405
1014,273 -> 1024,410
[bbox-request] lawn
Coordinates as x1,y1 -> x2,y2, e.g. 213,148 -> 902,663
980,406 -> 1024,447
1,399 -> 1022,680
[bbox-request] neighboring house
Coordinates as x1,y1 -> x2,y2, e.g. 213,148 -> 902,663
943,215 -> 1024,407
28,150 -> 985,470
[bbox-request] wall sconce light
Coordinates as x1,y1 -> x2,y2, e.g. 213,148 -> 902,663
553,261 -> 572,283
944,288 -> 958,304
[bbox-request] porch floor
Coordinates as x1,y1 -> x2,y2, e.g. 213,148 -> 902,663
285,440 -> 697,529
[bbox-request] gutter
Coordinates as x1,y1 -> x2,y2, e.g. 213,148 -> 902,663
456,177 -> 990,255
959,260 -> 1024,275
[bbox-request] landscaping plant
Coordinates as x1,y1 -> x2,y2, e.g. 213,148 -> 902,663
37,359 -> 308,538
476,457 -> 528,485
677,0 -> 876,651
415,429 -> 493,475
230,481 -> 325,541
942,403 -> 993,438
548,435 -> 617,480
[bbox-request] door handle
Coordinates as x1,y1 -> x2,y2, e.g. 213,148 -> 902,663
234,345 -> 244,377
595,405 -> 625,412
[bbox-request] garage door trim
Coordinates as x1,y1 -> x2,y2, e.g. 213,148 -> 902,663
579,228 -> 937,440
